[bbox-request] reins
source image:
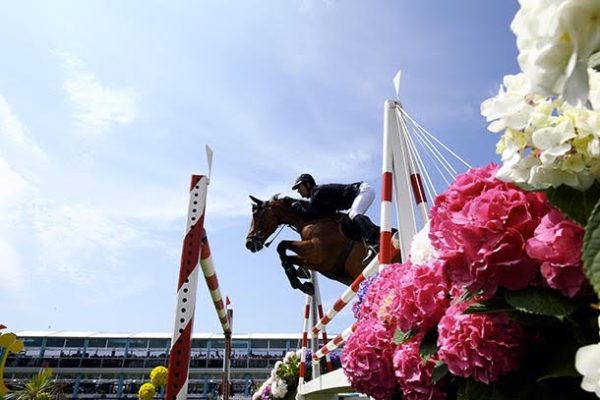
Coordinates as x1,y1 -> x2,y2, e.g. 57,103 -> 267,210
264,223 -> 298,248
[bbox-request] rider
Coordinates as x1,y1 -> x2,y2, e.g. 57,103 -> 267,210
291,173 -> 379,247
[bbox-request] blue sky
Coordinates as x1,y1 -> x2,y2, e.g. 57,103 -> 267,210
1,1 -> 520,336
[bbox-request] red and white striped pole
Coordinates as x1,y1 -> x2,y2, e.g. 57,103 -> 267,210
222,298 -> 233,400
311,256 -> 376,336
167,174 -> 209,400
312,323 -> 356,363
395,107 -> 429,223
310,247 -> 400,336
199,237 -> 231,334
312,275 -> 332,372
380,100 -> 396,267
297,294 -> 311,388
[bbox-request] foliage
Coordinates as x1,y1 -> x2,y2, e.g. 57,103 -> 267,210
342,164 -> 600,400
3,369 -> 63,400
252,352 -> 303,400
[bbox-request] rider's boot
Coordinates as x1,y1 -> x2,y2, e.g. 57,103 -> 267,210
353,214 -> 380,249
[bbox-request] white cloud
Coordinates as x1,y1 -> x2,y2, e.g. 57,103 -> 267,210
298,0 -> 337,14
55,52 -> 139,132
0,158 -> 30,291
0,95 -> 48,161
31,202 -> 143,285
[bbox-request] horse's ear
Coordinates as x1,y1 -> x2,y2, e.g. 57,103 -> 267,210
249,195 -> 263,206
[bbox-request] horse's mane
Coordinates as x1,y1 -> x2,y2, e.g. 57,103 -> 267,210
268,193 -> 342,221
269,194 -> 308,208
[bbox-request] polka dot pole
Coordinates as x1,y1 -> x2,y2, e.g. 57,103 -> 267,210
167,175 -> 208,400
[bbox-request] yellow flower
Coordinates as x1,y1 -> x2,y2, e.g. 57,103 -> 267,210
150,366 -> 169,388
138,382 -> 156,400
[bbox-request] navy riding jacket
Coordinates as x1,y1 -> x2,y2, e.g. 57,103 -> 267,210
292,182 -> 361,219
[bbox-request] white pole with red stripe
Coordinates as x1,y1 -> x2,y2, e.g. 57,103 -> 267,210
310,246 -> 399,337
385,100 -> 418,263
395,107 -> 429,224
312,324 -> 356,363
309,274 -> 320,379
222,298 -> 233,400
199,237 -> 231,333
312,274 -> 332,372
311,256 -> 378,336
298,293 -> 311,388
167,174 -> 209,400
380,100 -> 395,267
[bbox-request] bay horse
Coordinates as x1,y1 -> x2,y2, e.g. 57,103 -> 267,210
245,194 -> 375,295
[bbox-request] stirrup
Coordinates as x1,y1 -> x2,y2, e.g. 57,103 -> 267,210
362,244 -> 378,265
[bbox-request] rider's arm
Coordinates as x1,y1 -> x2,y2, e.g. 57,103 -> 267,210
292,199 -> 312,218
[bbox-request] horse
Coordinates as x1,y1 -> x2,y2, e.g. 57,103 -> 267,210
245,194 -> 376,295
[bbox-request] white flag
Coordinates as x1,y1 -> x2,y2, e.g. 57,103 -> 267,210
393,70 -> 402,98
206,145 -> 214,182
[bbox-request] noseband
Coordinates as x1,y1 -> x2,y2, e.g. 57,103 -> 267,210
248,201 -> 295,249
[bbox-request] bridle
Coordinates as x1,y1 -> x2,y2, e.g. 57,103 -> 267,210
248,201 -> 299,249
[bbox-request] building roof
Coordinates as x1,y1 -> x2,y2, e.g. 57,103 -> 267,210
14,331 -> 309,339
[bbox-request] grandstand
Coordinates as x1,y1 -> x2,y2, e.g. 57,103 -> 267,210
5,331 -> 338,399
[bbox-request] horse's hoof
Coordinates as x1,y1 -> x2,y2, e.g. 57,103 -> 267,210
297,266 -> 311,279
302,282 -> 314,296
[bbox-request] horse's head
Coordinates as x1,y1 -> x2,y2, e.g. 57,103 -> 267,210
245,195 -> 282,253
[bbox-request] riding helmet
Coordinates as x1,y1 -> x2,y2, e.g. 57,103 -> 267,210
292,173 -> 316,190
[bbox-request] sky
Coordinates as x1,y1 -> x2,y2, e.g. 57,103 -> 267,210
0,0 -> 520,336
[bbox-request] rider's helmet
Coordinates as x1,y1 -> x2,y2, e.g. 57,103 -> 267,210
292,173 -> 316,190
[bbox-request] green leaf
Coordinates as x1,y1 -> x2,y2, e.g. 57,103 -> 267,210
392,328 -> 416,345
583,198 -> 600,297
457,379 -> 510,400
537,361 -> 579,382
545,182 -> 600,226
431,362 -> 448,384
504,288 -> 578,318
456,288 -> 484,303
514,182 -> 545,192
464,296 -> 513,314
419,329 -> 438,360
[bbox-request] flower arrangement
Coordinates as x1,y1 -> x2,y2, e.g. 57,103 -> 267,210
137,366 -> 168,400
343,164 -> 600,400
252,351 -> 301,400
340,2 -> 600,398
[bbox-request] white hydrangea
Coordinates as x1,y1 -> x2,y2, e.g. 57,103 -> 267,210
512,0 -> 600,106
270,377 -> 288,399
590,69 -> 600,110
575,316 -> 600,398
408,222 -> 438,265
483,72 -> 600,190
576,343 -> 600,397
270,361 -> 283,379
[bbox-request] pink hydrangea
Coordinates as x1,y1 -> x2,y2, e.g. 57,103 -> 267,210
429,163 -> 548,294
342,319 -> 397,400
526,208 -> 587,298
430,163 -> 506,245
357,262 -> 411,322
358,261 -> 450,334
393,340 -> 446,400
437,304 -> 524,384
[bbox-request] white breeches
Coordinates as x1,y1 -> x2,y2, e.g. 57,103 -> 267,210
348,182 -> 375,219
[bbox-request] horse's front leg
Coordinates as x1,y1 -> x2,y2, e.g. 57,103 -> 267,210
277,240 -> 314,295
